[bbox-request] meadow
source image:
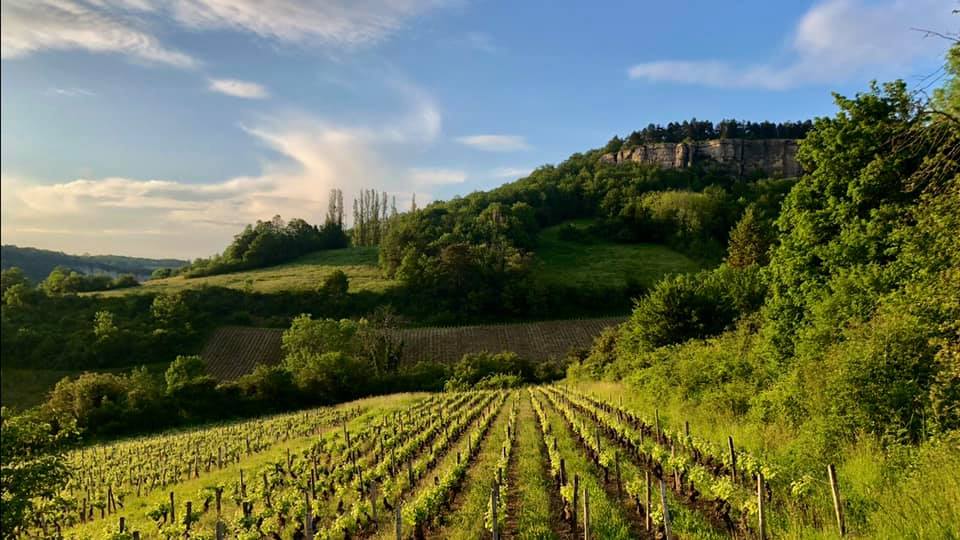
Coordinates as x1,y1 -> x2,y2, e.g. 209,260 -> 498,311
92,247 -> 396,296
534,220 -> 704,290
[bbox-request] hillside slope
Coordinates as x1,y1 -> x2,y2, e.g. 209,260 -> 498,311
95,246 -> 394,296
202,317 -> 623,380
1,244 -> 187,282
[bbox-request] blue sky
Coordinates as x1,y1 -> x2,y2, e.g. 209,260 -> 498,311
0,0 -> 953,258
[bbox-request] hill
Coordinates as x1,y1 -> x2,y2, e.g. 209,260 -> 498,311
534,220 -> 703,289
94,246 -> 394,296
1,244 -> 187,282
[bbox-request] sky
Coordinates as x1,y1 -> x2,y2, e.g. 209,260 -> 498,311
0,0 -> 955,259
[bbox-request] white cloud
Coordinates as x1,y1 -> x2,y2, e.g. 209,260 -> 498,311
208,78 -> 269,99
409,167 -> 467,186
1,86 -> 444,258
2,0 -> 452,67
170,0 -> 452,48
1,0 -> 198,68
456,134 -> 530,152
627,0 -> 951,89
491,166 -> 532,179
47,87 -> 97,97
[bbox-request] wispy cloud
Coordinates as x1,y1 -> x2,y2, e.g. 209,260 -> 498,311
47,87 -> 97,97
491,166 -> 532,179
456,134 -> 530,152
627,0 -> 951,90
208,78 -> 269,99
1,0 -> 198,68
409,168 -> 467,186
1,84 -> 443,258
2,0 -> 453,67
170,0 -> 454,48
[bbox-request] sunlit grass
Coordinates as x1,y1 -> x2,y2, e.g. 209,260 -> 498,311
91,246 -> 398,296
534,220 -> 704,290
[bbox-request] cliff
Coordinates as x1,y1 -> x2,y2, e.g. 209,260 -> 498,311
599,138 -> 802,178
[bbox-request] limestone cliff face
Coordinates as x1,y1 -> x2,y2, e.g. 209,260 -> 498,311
599,138 -> 802,178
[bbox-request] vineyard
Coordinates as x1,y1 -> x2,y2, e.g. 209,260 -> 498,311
18,384 -> 873,539
202,319 -> 624,381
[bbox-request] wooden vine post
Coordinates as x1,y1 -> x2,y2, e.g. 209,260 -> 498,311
828,464 -> 846,536
395,505 -> 402,540
644,471 -> 652,531
303,490 -> 314,540
572,474 -> 580,530
582,486 -> 591,540
757,472 -> 766,540
491,483 -> 501,540
727,436 -> 737,484
659,478 -> 672,540
615,451 -> 623,501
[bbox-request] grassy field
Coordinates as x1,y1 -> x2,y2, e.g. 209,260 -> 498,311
1,363 -> 169,411
92,246 -> 396,296
88,223 -> 702,299
534,220 -> 704,289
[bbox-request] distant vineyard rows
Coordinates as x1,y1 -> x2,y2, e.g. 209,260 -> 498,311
201,318 -> 624,381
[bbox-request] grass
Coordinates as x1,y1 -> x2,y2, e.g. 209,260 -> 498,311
536,390 -> 635,539
512,394 -> 559,539
91,222 -> 704,298
534,220 -> 704,289
91,246 -> 397,297
571,380 -> 960,539
429,394 -> 514,539
0,363 -> 168,411
539,387 -> 725,540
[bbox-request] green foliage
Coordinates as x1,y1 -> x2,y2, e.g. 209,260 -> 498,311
281,315 -> 360,358
40,266 -> 139,294
0,407 -> 76,537
93,310 -> 118,342
580,68 -> 960,469
726,205 -> 773,267
0,267 -> 29,294
183,215 -> 348,278
164,355 -> 211,393
619,264 -> 765,351
622,118 -> 812,145
319,269 -> 349,297
932,43 -> 960,119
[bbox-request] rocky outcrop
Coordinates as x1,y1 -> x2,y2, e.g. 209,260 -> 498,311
599,138 -> 801,178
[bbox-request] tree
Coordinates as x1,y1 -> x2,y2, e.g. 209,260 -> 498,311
93,310 -> 118,342
281,315 -> 361,358
0,267 -> 29,294
726,206 -> 773,267
320,269 -> 349,297
164,355 -> 210,393
1,408 -> 76,537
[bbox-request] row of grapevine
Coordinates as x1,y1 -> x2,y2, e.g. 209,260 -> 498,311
483,395 -> 518,537
544,386 -> 766,537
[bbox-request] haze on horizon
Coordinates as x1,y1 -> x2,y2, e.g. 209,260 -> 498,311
0,0 -> 952,259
